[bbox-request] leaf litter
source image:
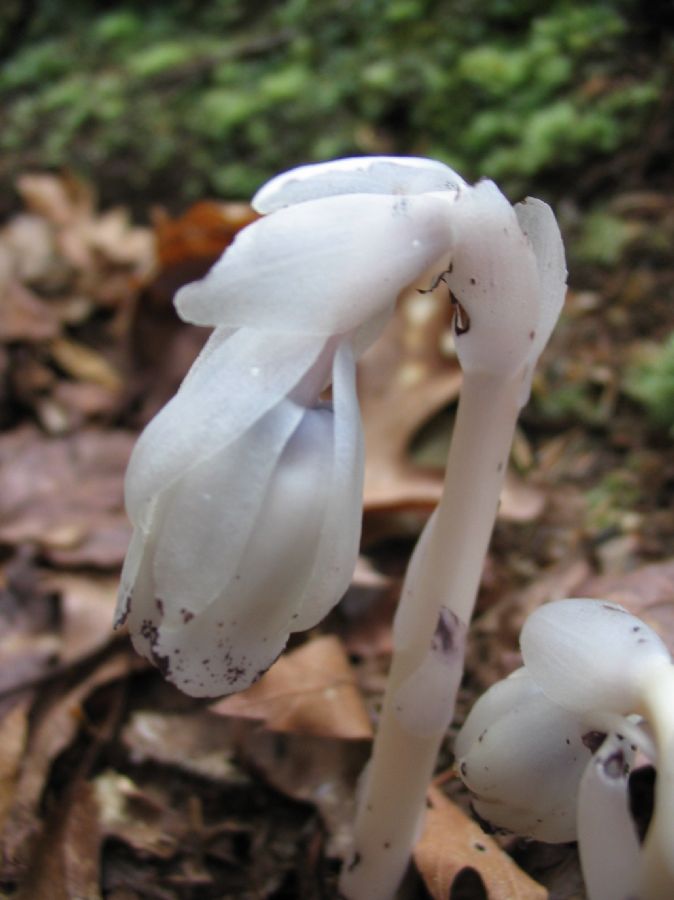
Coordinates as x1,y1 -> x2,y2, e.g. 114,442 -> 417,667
0,170 -> 672,897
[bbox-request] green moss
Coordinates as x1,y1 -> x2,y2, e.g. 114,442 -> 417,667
624,334 -> 674,433
0,0 -> 667,207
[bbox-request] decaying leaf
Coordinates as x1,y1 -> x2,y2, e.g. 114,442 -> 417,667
239,729 -> 369,859
16,780 -> 102,900
0,653 -> 130,881
414,786 -> 548,900
121,709 -> 245,785
578,558 -> 674,652
40,572 -> 119,665
211,635 -> 373,740
0,426 -> 132,567
359,290 -> 462,513
0,701 -> 30,836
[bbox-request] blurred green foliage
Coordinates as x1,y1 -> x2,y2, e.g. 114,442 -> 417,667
0,0 -> 670,208
625,333 -> 674,433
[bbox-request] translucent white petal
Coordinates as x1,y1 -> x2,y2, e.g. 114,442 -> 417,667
124,328 -> 324,526
456,680 -> 590,842
115,524 -> 147,627
577,733 -> 640,900
514,197 -> 567,405
521,599 -> 671,715
443,180 -> 540,377
150,402 -> 338,697
454,667 -> 537,758
174,193 -> 454,337
291,341 -> 364,630
252,155 -> 467,213
151,398 -> 305,623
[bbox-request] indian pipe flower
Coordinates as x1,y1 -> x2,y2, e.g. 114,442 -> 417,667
456,598 -> 674,900
115,156 -> 461,697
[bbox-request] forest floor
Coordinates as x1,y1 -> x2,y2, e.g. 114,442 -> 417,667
0,170 -> 673,899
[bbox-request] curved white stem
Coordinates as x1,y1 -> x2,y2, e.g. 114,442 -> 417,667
340,372 -> 522,900
577,733 -> 640,900
636,663 -> 674,900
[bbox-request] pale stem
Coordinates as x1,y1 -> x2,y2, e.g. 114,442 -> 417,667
340,372 -> 523,900
576,733 -> 640,900
636,662 -> 674,900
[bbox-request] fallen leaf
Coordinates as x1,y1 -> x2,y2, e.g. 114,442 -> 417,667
578,558 -> 674,653
121,709 -> 245,784
360,290 -> 462,513
414,786 -> 548,900
0,281 -> 60,343
49,336 -> 123,391
211,635 -> 373,740
0,701 -> 30,835
40,572 -> 118,665
238,729 -> 369,859
0,652 -> 130,882
0,426 -> 132,567
16,780 -> 102,900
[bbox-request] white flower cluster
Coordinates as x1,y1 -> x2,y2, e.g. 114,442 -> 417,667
456,598 -> 674,900
115,155 -> 565,700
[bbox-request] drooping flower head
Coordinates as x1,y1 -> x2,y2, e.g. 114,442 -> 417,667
117,157 -> 461,697
456,598 -> 674,900
116,156 -> 566,700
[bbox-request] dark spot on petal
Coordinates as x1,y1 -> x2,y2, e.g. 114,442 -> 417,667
582,730 -> 607,753
155,598 -> 164,615
180,608 -> 194,624
114,593 -> 131,628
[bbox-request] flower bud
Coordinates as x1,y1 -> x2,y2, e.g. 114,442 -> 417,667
521,599 -> 671,716
455,668 -> 592,841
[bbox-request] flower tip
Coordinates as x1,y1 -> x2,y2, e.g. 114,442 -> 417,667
252,155 -> 467,213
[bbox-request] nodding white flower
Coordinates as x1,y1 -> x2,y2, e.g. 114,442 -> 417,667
116,156 -> 459,698
456,598 -> 674,900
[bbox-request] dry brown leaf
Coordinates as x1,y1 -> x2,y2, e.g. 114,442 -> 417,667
121,710 -> 244,784
0,701 -> 30,836
0,426 -> 132,567
360,291 -> 462,513
0,652 -> 130,881
211,635 -> 373,740
94,770 -> 187,861
238,729 -> 369,858
41,572 -> 118,665
49,336 -> 123,391
414,786 -> 548,900
16,779 -> 102,900
0,281 -> 60,343
578,558 -> 674,653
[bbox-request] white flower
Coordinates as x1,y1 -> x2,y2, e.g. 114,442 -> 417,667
456,598 -> 674,900
116,155 -> 567,701
116,156 -> 458,697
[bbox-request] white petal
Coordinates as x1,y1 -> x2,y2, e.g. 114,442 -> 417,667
521,599 -> 671,715
252,156 -> 467,213
291,341 -> 364,629
115,525 -> 147,627
454,667 -> 537,758
443,180 -> 541,377
143,397 -> 348,697
124,328 -> 324,526
456,676 -> 591,842
151,398 -> 305,623
174,193 -> 454,338
577,733 -> 640,900
514,197 -> 567,405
